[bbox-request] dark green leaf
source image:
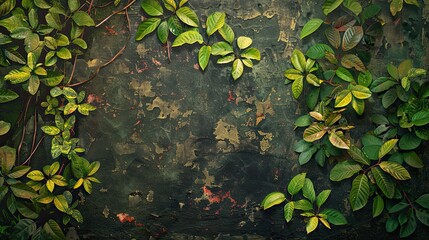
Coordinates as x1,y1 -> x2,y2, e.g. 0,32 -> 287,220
411,110 -> 429,126
10,183 -> 38,199
400,212 -> 416,238
416,194 -> 429,209
306,44 -> 334,59
399,133 -> 421,150
13,219 -> 36,240
7,166 -> 30,179
323,0 -> 344,15
294,199 -> 313,210
40,71 -> 64,86
416,209 -> 429,226
371,166 -> 395,199
386,217 -> 399,232
347,146 -> 370,165
362,4 -> 381,22
0,145 -> 16,174
317,189 -> 331,208
294,115 -> 312,128
156,21 -> 168,44
372,195 -> 384,218
167,16 -> 183,36
403,151 -> 423,168
321,208 -> 348,225
298,146 -> 317,165
46,13 -> 62,30
302,178 -> 316,203
136,18 -> 162,41
43,219 -> 65,240
350,174 -> 370,211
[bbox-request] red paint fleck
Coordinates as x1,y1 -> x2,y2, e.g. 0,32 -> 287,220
133,120 -> 142,126
152,58 -> 162,66
193,63 -> 200,70
136,62 -> 149,73
202,186 -> 237,208
116,213 -> 135,223
227,91 -> 236,102
87,94 -> 102,104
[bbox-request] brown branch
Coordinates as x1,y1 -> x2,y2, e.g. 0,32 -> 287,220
21,135 -> 45,166
95,0 -> 137,28
31,109 -> 37,152
17,96 -> 32,163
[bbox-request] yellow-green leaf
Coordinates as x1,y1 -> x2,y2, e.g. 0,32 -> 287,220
329,160 -> 362,181
206,12 -> 225,36
288,172 -> 307,196
237,36 -> 252,50
261,192 -> 286,210
218,23 -> 234,44
335,90 -> 352,108
46,179 -> 55,192
4,69 -> 31,84
320,217 -> 331,229
211,41 -> 233,56
135,18 -> 161,41
51,175 -> 68,186
300,18 -> 324,39
291,49 -> 306,72
379,161 -> 411,180
83,179 -> 92,194
54,195 -> 68,213
303,123 -> 326,142
306,217 -> 319,234
172,30 -> 203,47
291,76 -> 304,99
378,139 -> 398,159
176,6 -> 199,27
390,0 -> 403,16
306,73 -> 322,87
73,178 -> 83,189
232,59 -> 244,80
329,131 -> 350,149
141,0 -> 163,16
371,167 -> 395,199
284,69 -> 303,80
350,85 -> 371,99
352,98 -> 365,115
241,48 -> 261,60
350,174 -> 369,211
284,201 -> 294,222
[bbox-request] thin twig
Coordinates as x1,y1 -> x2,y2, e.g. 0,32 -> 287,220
88,0 -> 94,13
21,135 -> 45,166
67,55 -> 78,85
17,96 -> 32,163
68,5 -> 132,88
31,109 -> 37,152
95,0 -> 137,28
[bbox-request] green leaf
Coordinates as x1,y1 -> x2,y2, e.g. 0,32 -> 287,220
283,201 -> 294,222
172,30 -> 203,47
336,67 -> 354,82
382,88 -> 397,109
358,71 -> 373,87
386,217 -> 399,232
0,88 -> 19,103
403,151 -> 423,168
135,18 -> 161,41
163,0 -> 176,11
206,12 -> 225,36
241,48 -> 261,61
72,11 -> 95,26
288,173 -> 306,196
231,59 -> 244,80
350,85 -> 371,99
343,0 -> 362,15
416,209 -> 429,226
45,12 -> 62,30
294,199 -> 313,211
411,110 -> 429,126
7,166 -> 30,179
41,126 -> 60,135
88,161 -> 100,176
68,0 -> 80,13
291,49 -> 306,72
323,0 -> 344,15
242,59 -> 253,68
302,178 -> 316,203
389,202 -> 409,213
372,195 -> 384,218
300,18 -> 324,39
179,0 -> 188,7
40,71 -> 64,86
371,167 -> 395,199
378,139 -> 398,159
176,6 -> 199,27
362,4 -> 381,22
0,145 -> 15,173
342,26 -> 363,51
167,16 -> 183,36
10,27 -> 32,39
10,183 -> 38,199
215,54 -> 234,64
0,121 -> 11,135
141,0 -> 163,16
4,69 -> 31,84
72,209 -> 83,223
156,21 -> 169,44
295,115 -> 312,128
0,0 -> 15,17
237,36 -> 252,50
306,217 -> 319,234
400,212 -> 416,238
347,146 -> 370,165
329,160 -> 362,181
303,123 -> 326,142
291,76 -> 304,99
298,146 -> 318,165
317,190 -> 331,208
350,174 -> 369,211
218,23 -> 234,44
399,133 -> 421,150
415,194 -> 429,209
43,219 -> 65,240
198,45 -> 211,71
72,38 -> 87,49
390,0 -> 403,16
54,195 -> 69,213
379,161 -> 410,180
306,44 -> 334,59
321,208 -> 347,225
262,192 -> 287,210
56,47 -> 72,60
27,170 -> 45,181
13,219 -> 37,240
46,179 -> 55,192
335,90 -> 352,108
211,41 -> 233,56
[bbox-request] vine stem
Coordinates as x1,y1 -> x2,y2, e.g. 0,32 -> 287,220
31,109 -> 37,152
21,135 -> 45,166
67,5 -> 132,88
95,0 -> 136,28
17,96 -> 32,163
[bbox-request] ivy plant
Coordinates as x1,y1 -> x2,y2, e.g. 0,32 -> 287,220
136,0 -> 261,80
261,173 -> 347,234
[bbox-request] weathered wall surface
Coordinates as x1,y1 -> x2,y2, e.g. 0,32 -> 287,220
74,0 -> 429,239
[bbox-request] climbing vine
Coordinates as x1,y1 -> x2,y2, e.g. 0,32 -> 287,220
136,0 -> 261,80
263,0 -> 429,237
0,0 -> 130,238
